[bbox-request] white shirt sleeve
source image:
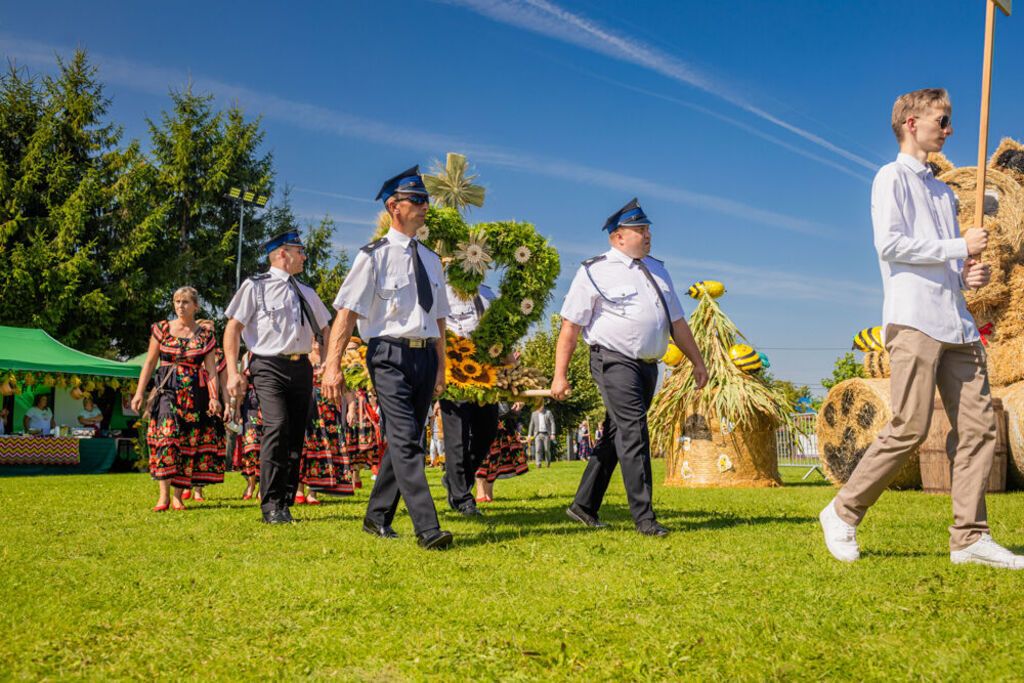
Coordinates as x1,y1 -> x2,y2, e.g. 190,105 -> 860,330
310,291 -> 333,329
333,250 -> 375,316
872,168 -> 968,264
559,266 -> 598,327
225,280 -> 257,326
658,269 -> 686,323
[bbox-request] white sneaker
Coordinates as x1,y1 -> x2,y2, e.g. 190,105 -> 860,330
950,533 -> 1024,569
819,499 -> 859,562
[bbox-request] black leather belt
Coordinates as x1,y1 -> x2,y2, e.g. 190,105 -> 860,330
589,344 -> 657,364
377,336 -> 436,349
276,353 -> 308,361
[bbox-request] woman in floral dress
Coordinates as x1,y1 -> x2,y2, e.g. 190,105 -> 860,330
298,341 -> 354,502
131,287 -> 221,511
237,353 -> 261,500
474,403 -> 528,502
188,320 -> 228,500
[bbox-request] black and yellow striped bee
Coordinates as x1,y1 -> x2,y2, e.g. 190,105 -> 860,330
852,326 -> 884,352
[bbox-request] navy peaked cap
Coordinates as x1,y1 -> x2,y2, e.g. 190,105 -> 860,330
376,165 -> 429,202
263,230 -> 303,254
602,198 -> 651,232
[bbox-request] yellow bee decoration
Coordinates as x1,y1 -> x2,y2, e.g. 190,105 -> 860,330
852,326 -> 884,352
687,280 -> 726,299
661,342 -> 684,367
728,344 -> 762,373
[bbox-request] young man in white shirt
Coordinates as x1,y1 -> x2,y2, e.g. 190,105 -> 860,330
820,88 -> 1023,569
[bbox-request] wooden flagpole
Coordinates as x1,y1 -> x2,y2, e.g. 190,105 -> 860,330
974,0 -> 1012,229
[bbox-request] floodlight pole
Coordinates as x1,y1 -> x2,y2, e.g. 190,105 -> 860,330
235,189 -> 246,291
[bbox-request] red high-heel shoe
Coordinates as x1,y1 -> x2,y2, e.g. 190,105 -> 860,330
354,480 -> 363,489
306,498 -> 321,505
295,494 -> 306,505
153,504 -> 169,512
171,501 -> 186,511
242,493 -> 253,500
181,490 -> 192,501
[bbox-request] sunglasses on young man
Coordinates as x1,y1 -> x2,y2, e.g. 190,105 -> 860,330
909,114 -> 951,130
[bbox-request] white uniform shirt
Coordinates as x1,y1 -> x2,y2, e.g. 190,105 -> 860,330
873,153 -> 977,344
561,247 -> 685,361
225,266 -> 332,356
333,227 -> 450,339
445,283 -> 494,338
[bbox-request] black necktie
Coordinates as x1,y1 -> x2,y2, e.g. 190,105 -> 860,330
287,276 -> 324,345
473,294 -> 485,318
634,258 -> 674,334
411,241 -> 434,313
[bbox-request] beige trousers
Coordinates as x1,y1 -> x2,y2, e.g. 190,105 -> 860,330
834,325 -> 996,550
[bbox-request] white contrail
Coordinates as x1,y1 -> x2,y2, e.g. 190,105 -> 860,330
0,35 -> 840,237
439,0 -> 880,172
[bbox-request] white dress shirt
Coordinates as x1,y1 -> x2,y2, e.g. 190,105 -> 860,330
225,266 -> 333,356
445,283 -> 494,337
560,247 -> 685,361
333,227 -> 450,339
873,153 -> 977,344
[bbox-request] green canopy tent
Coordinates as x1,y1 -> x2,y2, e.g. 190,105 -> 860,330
0,326 -> 142,377
0,325 -> 143,442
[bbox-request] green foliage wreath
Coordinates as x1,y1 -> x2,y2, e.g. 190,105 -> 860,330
417,207 -> 560,366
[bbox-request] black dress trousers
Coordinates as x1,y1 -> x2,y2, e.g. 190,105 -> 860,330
440,400 -> 499,509
249,355 -> 313,515
572,346 -> 659,524
364,338 -> 441,534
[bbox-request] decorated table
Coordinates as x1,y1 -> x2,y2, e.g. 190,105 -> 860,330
0,437 -> 120,475
0,436 -> 80,466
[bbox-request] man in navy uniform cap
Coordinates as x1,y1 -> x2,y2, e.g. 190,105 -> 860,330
551,199 -> 708,536
224,230 -> 333,524
321,166 -> 454,550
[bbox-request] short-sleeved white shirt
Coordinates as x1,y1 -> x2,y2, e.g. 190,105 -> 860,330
445,283 -> 494,338
225,266 -> 332,356
333,228 -> 450,339
25,406 -> 53,435
560,247 -> 685,361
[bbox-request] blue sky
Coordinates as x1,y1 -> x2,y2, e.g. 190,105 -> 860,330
3,0 -> 1022,392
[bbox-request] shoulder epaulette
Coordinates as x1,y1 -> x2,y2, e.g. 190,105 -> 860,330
361,237 -> 388,253
248,273 -> 272,282
581,255 -> 612,302
582,255 -> 606,267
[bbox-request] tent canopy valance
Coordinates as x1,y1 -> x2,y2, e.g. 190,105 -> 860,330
0,326 -> 142,378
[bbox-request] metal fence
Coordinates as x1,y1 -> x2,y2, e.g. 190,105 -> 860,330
776,413 -> 823,479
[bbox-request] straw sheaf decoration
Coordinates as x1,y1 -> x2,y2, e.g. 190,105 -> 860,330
650,292 -> 790,488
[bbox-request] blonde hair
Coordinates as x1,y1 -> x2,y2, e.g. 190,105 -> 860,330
196,318 -> 215,330
891,88 -> 951,141
173,286 -> 199,306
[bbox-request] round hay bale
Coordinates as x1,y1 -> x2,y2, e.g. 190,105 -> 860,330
815,378 -> 921,489
998,382 -> 1024,490
664,412 -> 781,488
986,336 -> 1024,388
939,166 -> 1024,253
862,350 -> 890,378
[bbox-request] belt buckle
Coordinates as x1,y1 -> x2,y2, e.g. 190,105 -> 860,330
409,338 -> 427,349
285,353 -> 301,361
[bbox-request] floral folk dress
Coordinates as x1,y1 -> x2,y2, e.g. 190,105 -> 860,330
239,356 -> 262,479
475,413 -> 529,483
300,363 -> 354,496
191,348 -> 227,487
146,321 -> 217,487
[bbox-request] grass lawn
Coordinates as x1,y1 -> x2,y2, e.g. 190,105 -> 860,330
1,460 -> 1022,680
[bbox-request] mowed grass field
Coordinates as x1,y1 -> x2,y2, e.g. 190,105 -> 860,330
1,461 -> 1023,680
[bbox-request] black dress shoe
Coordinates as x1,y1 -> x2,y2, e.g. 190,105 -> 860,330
262,509 -> 288,525
456,502 -> 482,516
362,517 -> 399,539
636,520 -> 670,537
417,529 -> 454,550
281,507 -> 300,523
566,502 -> 609,528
